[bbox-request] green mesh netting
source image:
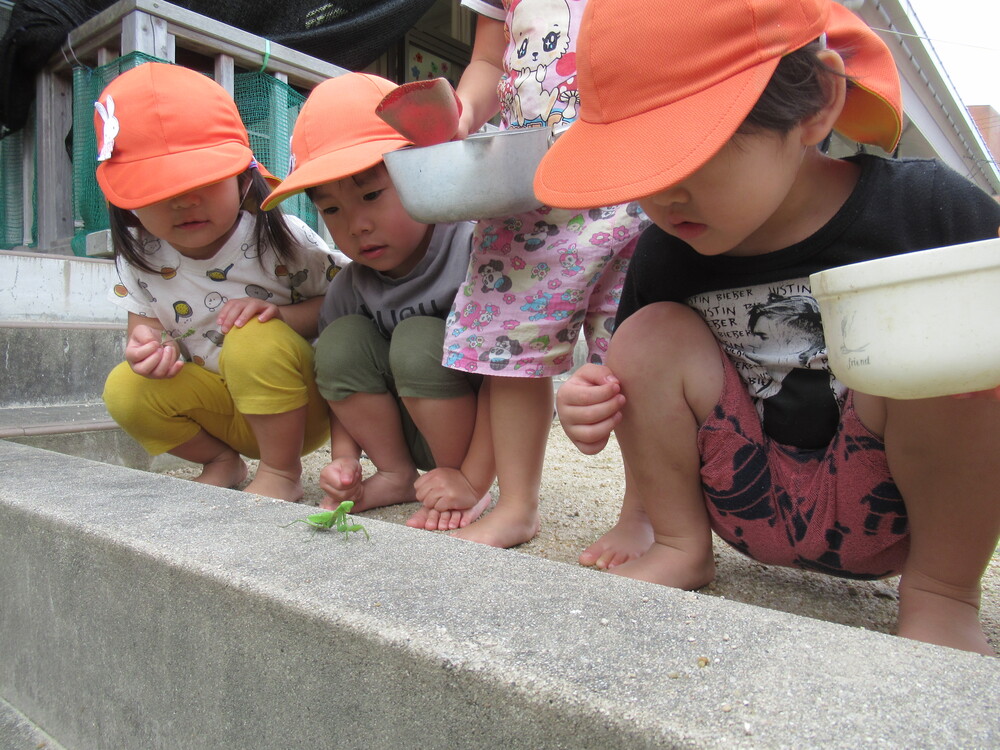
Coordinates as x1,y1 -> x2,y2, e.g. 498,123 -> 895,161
70,50 -> 165,256
234,71 -> 318,231
0,127 -> 29,249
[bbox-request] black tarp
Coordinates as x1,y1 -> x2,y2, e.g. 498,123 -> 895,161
0,0 -> 109,137
1,0 -> 437,138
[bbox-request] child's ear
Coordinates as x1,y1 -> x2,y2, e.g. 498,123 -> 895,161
799,49 -> 848,148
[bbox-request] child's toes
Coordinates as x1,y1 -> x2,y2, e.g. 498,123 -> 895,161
423,508 -> 442,531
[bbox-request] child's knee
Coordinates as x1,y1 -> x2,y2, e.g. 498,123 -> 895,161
103,361 -> 145,421
388,317 -> 447,384
610,302 -> 712,365
315,315 -> 383,379
314,316 -> 389,401
220,318 -> 300,370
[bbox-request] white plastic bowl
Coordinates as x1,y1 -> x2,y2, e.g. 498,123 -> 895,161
810,237 -> 1000,399
383,127 -> 552,223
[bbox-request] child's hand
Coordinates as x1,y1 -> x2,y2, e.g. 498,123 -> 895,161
556,364 -> 626,455
455,108 -> 476,140
414,467 -> 481,511
216,297 -> 281,334
318,456 -> 363,508
125,323 -> 184,379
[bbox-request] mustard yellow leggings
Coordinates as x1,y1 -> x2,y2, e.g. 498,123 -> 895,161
103,318 -> 329,458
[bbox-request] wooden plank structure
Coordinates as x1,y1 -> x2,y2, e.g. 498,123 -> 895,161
29,0 -> 347,255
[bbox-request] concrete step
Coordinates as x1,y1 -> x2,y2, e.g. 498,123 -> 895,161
0,402 -> 117,438
1,440 -> 997,750
0,250 -> 123,327
0,323 -> 124,409
0,402 -> 183,471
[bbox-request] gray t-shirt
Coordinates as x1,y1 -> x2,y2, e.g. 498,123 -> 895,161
318,221 -> 474,338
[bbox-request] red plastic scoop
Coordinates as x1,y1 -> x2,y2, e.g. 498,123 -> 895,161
376,78 -> 462,147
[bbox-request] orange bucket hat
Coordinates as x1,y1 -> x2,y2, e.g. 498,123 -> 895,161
94,62 -> 274,210
261,73 -> 412,211
534,0 -> 902,209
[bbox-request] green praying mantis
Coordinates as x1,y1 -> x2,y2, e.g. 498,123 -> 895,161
281,501 -> 370,541
160,328 -> 195,345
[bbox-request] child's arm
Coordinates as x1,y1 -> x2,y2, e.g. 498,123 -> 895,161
216,296 -> 324,339
318,411 -> 365,509
454,14 -> 506,137
415,378 -> 496,510
955,226 -> 1000,400
556,364 -> 627,455
124,312 -> 184,379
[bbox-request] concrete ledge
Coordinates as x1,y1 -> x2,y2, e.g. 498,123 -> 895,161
0,403 -> 187,471
1,441 -> 997,749
3,429 -> 187,472
0,403 -> 117,438
0,697 -> 67,750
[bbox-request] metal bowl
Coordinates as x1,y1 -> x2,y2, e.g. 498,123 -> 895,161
383,127 -> 552,223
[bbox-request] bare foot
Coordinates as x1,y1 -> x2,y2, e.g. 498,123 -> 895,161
352,469 -> 419,512
244,463 -> 303,503
579,508 -> 654,570
193,451 -> 248,489
609,540 -> 715,590
897,583 -> 994,655
449,500 -> 540,548
406,491 -> 494,531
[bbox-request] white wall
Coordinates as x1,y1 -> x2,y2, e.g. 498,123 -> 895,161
0,250 -> 125,325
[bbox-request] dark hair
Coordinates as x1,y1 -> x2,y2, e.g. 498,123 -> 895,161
747,293 -> 823,333
737,41 -> 849,136
109,167 -> 298,274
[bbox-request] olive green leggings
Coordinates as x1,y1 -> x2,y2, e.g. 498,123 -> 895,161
313,314 -> 477,470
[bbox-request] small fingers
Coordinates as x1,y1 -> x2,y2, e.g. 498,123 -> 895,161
561,410 -> 622,455
255,305 -> 279,324
413,472 -> 434,504
571,436 -> 612,455
557,381 -> 621,411
558,392 -> 625,426
134,346 -> 182,379
163,357 -> 185,379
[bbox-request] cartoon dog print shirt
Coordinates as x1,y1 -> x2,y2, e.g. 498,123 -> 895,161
109,212 -> 348,373
464,0 -> 583,129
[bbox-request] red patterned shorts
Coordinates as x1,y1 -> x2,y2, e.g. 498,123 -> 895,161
699,353 -> 910,580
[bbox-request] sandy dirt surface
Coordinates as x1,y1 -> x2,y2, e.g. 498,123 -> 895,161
167,421 -> 998,651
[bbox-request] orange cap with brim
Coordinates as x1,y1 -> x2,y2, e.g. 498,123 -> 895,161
534,0 -> 902,210
94,62 -> 275,210
261,73 -> 412,211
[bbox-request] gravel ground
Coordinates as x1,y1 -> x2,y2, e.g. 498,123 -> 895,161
168,421 -> 998,651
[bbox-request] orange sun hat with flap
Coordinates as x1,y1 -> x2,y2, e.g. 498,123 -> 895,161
94,62 -> 276,210
534,0 -> 902,209
261,73 -> 412,211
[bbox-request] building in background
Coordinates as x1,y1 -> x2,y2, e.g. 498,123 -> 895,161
969,105 -> 1000,170
836,0 -> 999,197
